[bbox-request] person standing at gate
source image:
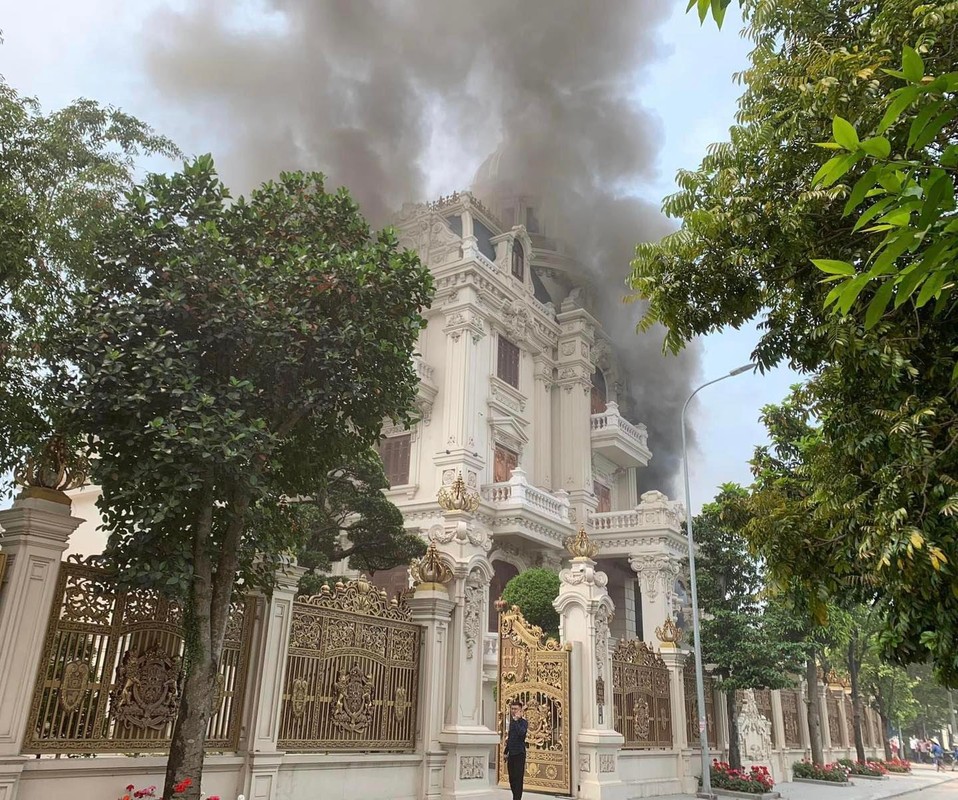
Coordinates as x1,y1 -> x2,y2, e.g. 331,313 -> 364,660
504,700 -> 528,800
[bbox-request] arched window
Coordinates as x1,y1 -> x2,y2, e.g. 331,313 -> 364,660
591,369 -> 608,415
511,239 -> 524,281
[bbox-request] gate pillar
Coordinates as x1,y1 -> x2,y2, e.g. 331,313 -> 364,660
430,478 -> 499,800
554,526 -> 625,800
408,547 -> 456,800
0,488 -> 82,800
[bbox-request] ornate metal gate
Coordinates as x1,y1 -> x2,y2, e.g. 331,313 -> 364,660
612,640 -> 673,749
496,602 -> 572,796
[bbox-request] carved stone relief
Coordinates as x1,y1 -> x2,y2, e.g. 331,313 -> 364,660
463,568 -> 484,659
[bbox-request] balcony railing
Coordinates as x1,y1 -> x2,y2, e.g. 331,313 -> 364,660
590,401 -> 652,468
480,469 -> 570,523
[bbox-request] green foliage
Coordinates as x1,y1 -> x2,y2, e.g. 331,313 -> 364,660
59,156 -> 433,793
294,449 -> 426,592
500,568 -> 561,640
0,76 -> 178,486
635,0 -> 958,685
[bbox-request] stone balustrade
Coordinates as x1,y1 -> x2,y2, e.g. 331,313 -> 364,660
480,469 -> 570,523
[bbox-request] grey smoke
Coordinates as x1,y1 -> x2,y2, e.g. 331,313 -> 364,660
143,0 -> 702,496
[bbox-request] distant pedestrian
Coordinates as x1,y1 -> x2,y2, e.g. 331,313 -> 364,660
890,736 -> 900,759
932,741 -> 943,772
951,744 -> 957,771
504,700 -> 528,800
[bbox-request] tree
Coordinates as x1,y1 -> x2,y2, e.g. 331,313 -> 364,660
61,158 -> 433,799
500,568 -> 561,640
0,76 -> 178,487
631,0 -> 958,684
859,649 -> 918,759
693,485 -> 806,768
295,449 -> 426,595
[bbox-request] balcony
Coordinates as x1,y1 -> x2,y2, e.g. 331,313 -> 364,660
588,490 -> 686,557
590,401 -> 652,468
480,469 -> 572,548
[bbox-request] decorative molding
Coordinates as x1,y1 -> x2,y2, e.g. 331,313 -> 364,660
463,568 -> 484,659
459,755 -> 485,780
599,753 -> 616,773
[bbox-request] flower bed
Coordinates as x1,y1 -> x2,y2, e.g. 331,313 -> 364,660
838,758 -> 888,777
707,761 -> 776,794
881,758 -> 912,774
792,760 -> 852,783
117,779 -> 220,800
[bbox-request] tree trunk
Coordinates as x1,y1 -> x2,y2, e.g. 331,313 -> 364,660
848,635 -> 866,763
728,691 -> 742,769
163,487 -> 249,800
879,712 -> 892,761
806,657 -> 825,765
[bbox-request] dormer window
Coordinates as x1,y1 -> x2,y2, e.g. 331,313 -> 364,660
511,240 -> 524,281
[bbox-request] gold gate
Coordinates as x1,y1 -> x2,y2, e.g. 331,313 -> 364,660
496,602 -> 571,796
612,640 -> 673,749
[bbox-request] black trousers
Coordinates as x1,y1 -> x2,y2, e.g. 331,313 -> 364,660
507,753 -> 526,800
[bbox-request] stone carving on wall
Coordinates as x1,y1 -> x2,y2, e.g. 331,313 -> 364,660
594,603 -> 612,683
580,753 -> 592,773
599,753 -> 616,773
738,689 -> 773,763
631,555 -> 680,605
463,568 -> 484,659
459,755 -> 485,780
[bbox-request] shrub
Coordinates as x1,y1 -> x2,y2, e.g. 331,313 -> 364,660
792,760 -> 851,782
706,761 -> 775,794
500,568 -> 561,639
838,758 -> 888,776
881,758 -> 912,773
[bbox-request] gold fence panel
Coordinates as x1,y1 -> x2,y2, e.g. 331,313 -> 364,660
497,603 -> 571,796
684,667 -> 717,749
277,579 -> 421,752
780,689 -> 802,748
612,640 -> 672,749
23,556 -> 254,754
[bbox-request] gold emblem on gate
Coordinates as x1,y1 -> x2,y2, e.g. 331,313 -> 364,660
291,678 -> 310,718
333,663 -> 373,733
60,660 -> 90,713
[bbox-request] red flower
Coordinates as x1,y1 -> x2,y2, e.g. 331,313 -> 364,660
173,778 -> 192,794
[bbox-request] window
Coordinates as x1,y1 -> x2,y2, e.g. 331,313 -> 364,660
370,564 -> 410,602
591,369 -> 608,415
474,219 -> 497,262
379,434 -> 411,486
511,240 -> 524,281
526,206 -> 540,234
497,336 -> 520,388
494,444 -> 518,483
593,481 -> 611,513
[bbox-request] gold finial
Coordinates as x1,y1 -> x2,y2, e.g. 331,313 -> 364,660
565,524 -> 598,560
437,471 -> 480,513
411,542 -> 453,590
655,616 -> 682,649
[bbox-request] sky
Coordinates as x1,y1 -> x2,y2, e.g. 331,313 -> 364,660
0,1 -> 801,514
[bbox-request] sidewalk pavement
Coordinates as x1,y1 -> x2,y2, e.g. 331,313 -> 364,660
494,762 -> 958,800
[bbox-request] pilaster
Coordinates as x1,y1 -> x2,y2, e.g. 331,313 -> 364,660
0,489 -> 82,800
532,354 -> 555,489
770,690 -> 786,755
629,554 -> 680,644
818,684 -> 832,758
555,306 -> 597,523
661,650 -> 689,751
554,527 -> 625,800
241,557 -> 306,800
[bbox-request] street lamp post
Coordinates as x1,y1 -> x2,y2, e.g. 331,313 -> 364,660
681,363 -> 756,799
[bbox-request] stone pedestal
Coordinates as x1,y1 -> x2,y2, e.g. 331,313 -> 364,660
241,557 -> 305,800
0,489 -> 83,800
408,587 -> 457,800
554,531 -> 625,800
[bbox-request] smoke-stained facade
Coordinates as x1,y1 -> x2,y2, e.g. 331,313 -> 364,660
144,0 -> 702,494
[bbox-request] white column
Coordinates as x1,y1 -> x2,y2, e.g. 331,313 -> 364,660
532,354 -> 555,489
241,557 -> 305,800
0,489 -> 82,800
554,528 -> 624,800
819,685 -> 832,759
408,585 -> 456,800
430,505 -> 498,800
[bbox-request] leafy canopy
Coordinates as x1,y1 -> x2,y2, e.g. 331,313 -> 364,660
632,0 -> 958,684
0,76 -> 178,484
501,568 -> 562,640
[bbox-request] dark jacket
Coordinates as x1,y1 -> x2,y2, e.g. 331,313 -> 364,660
505,717 -> 528,756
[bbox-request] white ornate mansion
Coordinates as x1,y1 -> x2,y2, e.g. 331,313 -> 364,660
0,185 -> 885,800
